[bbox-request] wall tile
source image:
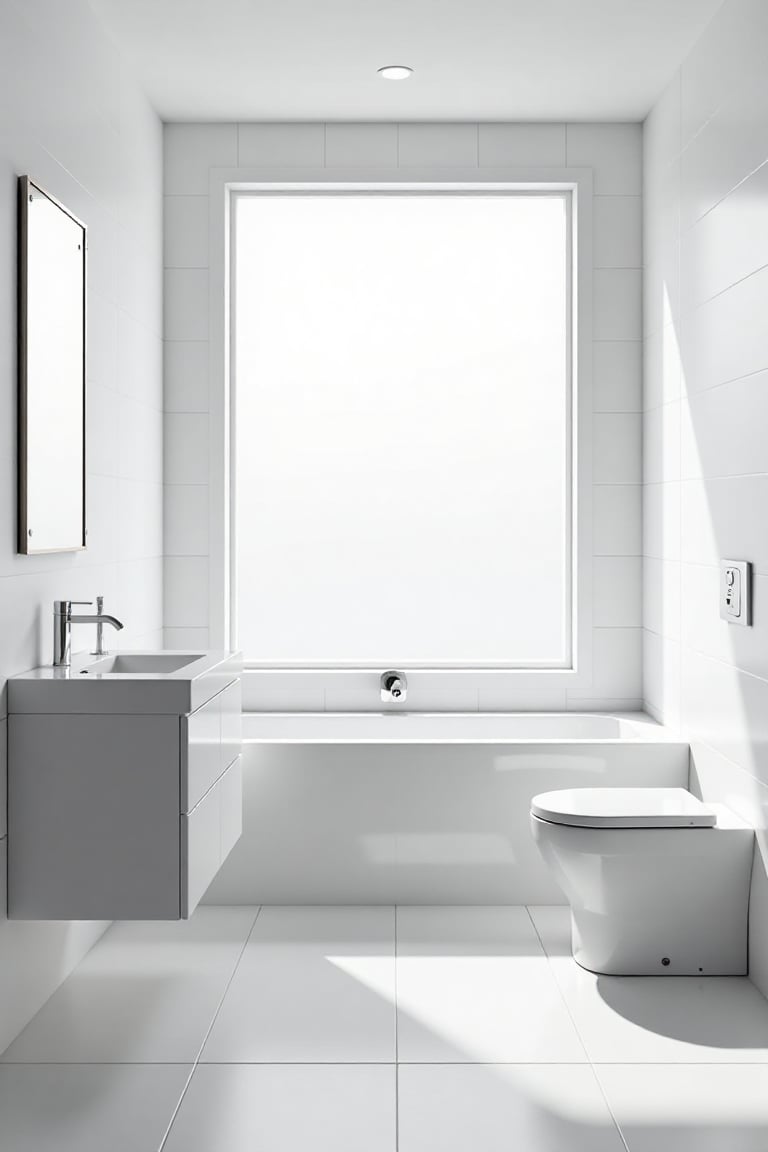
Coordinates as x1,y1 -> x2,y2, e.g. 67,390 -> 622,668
118,478 -> 163,561
681,0 -> 768,145
681,475 -> 768,575
643,251 -> 680,341
682,264 -> 768,396
644,322 -> 682,410
572,627 -> 643,699
325,123 -> 397,166
238,123 -> 324,166
681,160 -> 768,309
592,341 -> 642,412
164,195 -> 209,268
164,413 -> 209,485
643,481 -> 681,561
681,646 -> 768,789
594,557 -> 643,626
593,484 -> 642,555
594,269 -> 642,340
593,196 -> 642,268
681,371 -> 768,480
164,485 -> 209,556
593,413 -> 642,484
643,401 -> 680,485
478,123 -> 566,166
644,74 -> 682,172
164,341 -> 209,413
566,123 -> 642,193
680,66 -> 768,229
164,123 -> 238,194
164,557 -> 209,628
397,123 -> 478,166
681,563 -> 768,682
643,629 -> 681,729
165,627 -> 210,650
643,556 -> 681,640
164,269 -> 209,341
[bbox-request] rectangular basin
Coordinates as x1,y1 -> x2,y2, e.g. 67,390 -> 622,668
9,650 -> 243,715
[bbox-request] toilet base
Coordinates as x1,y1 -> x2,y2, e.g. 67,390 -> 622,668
532,804 -> 754,976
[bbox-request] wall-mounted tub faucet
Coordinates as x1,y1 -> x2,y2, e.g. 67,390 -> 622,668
381,671 -> 407,704
53,599 -> 124,668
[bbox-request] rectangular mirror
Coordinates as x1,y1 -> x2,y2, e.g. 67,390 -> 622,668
18,176 -> 87,554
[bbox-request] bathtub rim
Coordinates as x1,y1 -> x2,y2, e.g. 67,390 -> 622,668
241,710 -> 687,745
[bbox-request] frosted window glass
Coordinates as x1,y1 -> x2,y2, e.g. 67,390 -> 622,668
235,194 -> 569,666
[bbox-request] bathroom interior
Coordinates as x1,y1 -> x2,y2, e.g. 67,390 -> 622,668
2,0 -> 768,1148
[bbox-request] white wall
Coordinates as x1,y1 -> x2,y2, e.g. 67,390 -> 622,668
0,0 -> 163,1050
163,121 -> 644,711
643,0 -> 768,998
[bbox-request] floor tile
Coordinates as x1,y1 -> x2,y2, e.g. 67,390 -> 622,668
396,907 -> 585,1062
597,1064 -> 768,1151
0,1063 -> 190,1152
164,1063 -> 396,1151
1,908 -> 258,1063
398,1064 -> 625,1152
529,906 -> 768,1062
201,907 -> 396,1062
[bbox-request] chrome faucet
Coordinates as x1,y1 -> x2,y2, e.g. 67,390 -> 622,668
381,670 -> 407,703
53,599 -> 124,668
92,595 -> 112,657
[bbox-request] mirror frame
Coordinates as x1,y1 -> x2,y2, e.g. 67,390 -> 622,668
18,174 -> 87,555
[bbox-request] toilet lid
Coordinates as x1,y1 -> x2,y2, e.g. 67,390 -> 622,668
530,787 -> 717,828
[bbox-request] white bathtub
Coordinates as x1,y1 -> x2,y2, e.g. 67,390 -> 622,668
209,712 -> 689,906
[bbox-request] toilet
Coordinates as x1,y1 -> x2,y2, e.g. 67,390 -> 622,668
530,787 -> 754,976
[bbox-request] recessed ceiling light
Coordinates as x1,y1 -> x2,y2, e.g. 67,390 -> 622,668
378,65 -> 413,80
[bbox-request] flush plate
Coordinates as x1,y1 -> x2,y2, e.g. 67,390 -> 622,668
720,560 -> 751,626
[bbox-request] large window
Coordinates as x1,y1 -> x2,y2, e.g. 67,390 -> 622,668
234,191 -> 571,668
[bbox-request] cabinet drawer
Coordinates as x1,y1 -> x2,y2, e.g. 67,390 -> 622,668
181,754 -> 242,917
182,678 -> 242,812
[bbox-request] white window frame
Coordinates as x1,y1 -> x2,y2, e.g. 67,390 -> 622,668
208,167 -> 593,711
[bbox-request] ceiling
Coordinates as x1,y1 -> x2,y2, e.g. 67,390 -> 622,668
88,0 -> 723,122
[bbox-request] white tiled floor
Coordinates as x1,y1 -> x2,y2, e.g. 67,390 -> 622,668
2,905 -> 768,1151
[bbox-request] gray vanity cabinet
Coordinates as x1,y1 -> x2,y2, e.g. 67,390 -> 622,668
8,678 -> 242,920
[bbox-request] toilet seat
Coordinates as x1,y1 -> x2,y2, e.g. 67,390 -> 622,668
531,787 -> 716,829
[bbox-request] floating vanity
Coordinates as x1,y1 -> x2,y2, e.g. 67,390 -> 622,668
7,650 -> 242,920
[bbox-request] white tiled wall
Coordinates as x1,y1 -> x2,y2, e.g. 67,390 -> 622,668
0,0 -> 163,1050
642,0 -> 768,998
163,120 -> 643,709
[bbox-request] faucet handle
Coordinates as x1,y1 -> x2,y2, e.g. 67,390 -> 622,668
54,599 -> 93,615
96,595 -> 104,612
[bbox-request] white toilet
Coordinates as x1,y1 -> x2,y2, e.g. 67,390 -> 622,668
530,787 -> 754,975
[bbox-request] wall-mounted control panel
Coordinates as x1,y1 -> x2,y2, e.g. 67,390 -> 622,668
720,560 -> 751,626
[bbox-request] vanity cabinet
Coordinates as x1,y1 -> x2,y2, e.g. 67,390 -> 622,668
8,677 -> 242,920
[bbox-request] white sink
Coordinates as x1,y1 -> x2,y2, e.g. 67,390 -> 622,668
88,653 -> 204,675
9,650 -> 242,714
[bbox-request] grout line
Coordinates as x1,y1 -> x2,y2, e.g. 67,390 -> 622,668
157,905 -> 262,1152
523,906 -> 631,1152
688,258 -> 768,311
